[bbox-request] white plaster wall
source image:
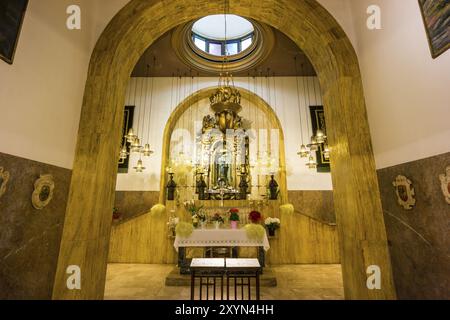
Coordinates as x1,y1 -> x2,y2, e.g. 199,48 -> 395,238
349,0 -> 450,168
116,77 -> 333,191
0,0 -> 126,169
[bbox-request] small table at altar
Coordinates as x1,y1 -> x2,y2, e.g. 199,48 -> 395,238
190,258 -> 226,300
190,258 -> 262,300
174,229 -> 270,274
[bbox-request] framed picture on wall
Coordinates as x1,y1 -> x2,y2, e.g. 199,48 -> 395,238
418,0 -> 450,59
309,106 -> 330,173
0,0 -> 29,64
118,106 -> 135,174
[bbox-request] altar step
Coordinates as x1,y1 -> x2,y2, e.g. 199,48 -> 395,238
165,267 -> 277,287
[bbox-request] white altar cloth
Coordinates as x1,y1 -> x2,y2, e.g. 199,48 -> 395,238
174,229 -> 270,252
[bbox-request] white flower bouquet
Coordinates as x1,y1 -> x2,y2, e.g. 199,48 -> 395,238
265,217 -> 281,236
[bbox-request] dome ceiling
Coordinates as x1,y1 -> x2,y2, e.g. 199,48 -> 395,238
132,21 -> 316,77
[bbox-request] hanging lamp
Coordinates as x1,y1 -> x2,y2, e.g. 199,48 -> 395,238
302,61 -> 318,169
119,144 -> 129,160
134,158 -> 146,173
294,57 -> 308,158
142,59 -> 155,157
306,155 -> 317,169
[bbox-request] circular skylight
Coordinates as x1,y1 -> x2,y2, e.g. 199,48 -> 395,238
193,14 -> 254,40
192,15 -> 255,57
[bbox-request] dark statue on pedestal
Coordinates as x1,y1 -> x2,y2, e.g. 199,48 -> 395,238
197,174 -> 208,200
239,174 -> 249,200
166,173 -> 177,201
268,175 -> 279,200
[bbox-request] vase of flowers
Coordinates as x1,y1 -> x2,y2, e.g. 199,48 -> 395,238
192,212 -> 207,229
229,208 -> 240,229
184,200 -> 203,216
184,200 -> 205,228
192,214 -> 199,228
167,216 -> 179,237
265,217 -> 281,237
211,213 -> 225,229
248,210 -> 262,224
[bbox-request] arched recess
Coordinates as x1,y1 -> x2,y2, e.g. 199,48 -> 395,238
52,0 -> 397,300
158,86 -> 288,204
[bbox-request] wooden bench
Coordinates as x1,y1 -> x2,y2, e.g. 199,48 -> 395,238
190,258 -> 261,300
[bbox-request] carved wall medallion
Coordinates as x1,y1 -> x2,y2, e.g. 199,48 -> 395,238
392,175 -> 416,210
439,166 -> 450,204
32,174 -> 55,210
0,167 -> 11,199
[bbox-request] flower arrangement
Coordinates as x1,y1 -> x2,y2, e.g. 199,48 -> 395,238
229,208 -> 240,221
244,224 -> 266,240
211,213 -> 225,229
150,204 -> 166,217
211,213 -> 225,224
167,217 -> 179,229
184,200 -> 206,228
280,203 -> 294,215
265,217 -> 281,229
248,210 -> 262,224
183,199 -> 203,216
167,217 -> 179,237
197,212 -> 207,222
265,217 -> 281,236
176,221 -> 194,238
192,214 -> 199,228
192,211 -> 207,228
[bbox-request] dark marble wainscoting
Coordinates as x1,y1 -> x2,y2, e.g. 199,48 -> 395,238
287,190 -> 335,225
114,191 -> 160,222
377,152 -> 450,300
0,152 -> 71,299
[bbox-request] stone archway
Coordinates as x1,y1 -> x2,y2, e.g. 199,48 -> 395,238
52,0 -> 396,300
158,86 -> 289,204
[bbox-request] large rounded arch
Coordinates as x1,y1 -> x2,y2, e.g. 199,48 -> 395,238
159,86 -> 289,204
53,0 -> 396,300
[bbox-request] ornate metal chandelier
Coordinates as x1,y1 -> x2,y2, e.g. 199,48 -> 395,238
294,57 -> 330,169
209,71 -> 243,133
119,61 -> 155,172
208,0 -> 243,135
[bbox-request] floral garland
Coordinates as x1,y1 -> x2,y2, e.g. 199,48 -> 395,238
244,224 -> 266,240
150,204 -> 166,217
280,203 -> 294,215
176,221 -> 194,238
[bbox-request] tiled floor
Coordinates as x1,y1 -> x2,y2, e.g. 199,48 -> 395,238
104,264 -> 344,300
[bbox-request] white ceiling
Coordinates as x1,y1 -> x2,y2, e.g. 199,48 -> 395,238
192,14 -> 254,40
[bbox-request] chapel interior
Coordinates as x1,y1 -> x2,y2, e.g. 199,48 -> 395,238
0,0 -> 449,301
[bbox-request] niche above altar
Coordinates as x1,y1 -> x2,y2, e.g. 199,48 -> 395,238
166,86 -> 286,203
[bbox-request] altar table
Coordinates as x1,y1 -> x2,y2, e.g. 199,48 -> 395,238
174,229 -> 270,274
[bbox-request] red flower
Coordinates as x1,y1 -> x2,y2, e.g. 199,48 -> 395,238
249,211 -> 262,223
230,208 -> 239,214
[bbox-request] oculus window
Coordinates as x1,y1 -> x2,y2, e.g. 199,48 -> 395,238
192,14 -> 254,57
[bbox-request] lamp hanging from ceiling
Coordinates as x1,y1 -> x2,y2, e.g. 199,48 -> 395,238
141,57 -> 156,158
134,158 -> 146,173
294,56 -> 332,169
119,78 -> 142,162
295,57 -> 309,158
209,1 -> 243,135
